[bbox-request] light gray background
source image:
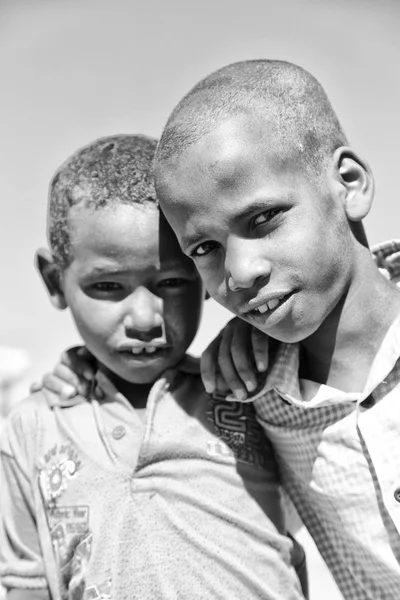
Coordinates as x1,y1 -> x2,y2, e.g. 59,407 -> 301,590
1,1 -> 400,597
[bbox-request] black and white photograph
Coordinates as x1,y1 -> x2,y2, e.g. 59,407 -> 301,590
1,1 -> 400,598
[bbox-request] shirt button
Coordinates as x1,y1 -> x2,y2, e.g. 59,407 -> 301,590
394,488 -> 400,503
112,425 -> 126,440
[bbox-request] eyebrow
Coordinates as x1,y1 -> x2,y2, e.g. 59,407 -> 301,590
83,266 -> 132,278
232,197 -> 289,223
181,197 -> 287,249
181,231 -> 208,252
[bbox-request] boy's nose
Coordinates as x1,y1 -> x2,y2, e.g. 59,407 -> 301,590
123,287 -> 165,341
225,238 -> 271,291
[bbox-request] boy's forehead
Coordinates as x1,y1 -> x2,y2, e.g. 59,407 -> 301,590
158,113 -> 292,201
68,202 -> 191,270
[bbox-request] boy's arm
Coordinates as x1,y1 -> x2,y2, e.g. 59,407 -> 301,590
0,418 -> 50,598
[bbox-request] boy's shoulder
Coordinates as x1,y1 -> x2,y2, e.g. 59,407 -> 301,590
1,390 -> 85,457
4,390 -> 50,428
0,391 -> 52,461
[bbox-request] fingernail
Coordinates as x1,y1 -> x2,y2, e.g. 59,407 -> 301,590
245,380 -> 256,392
234,389 -> 247,402
225,394 -> 236,402
204,382 -> 215,394
257,360 -> 267,372
61,385 -> 76,399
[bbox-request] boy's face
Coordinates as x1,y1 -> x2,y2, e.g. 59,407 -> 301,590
156,114 -> 355,343
60,203 -> 203,384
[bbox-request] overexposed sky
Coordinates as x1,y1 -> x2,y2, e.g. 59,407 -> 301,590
1,0 -> 400,384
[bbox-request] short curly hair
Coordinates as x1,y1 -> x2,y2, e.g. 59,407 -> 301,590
48,134 -> 158,269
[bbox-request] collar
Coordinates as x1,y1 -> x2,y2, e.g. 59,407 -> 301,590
93,354 -> 200,404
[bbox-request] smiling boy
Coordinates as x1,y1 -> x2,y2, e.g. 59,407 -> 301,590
0,134 -> 304,599
153,60 -> 400,598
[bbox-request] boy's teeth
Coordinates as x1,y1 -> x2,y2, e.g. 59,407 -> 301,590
255,297 -> 282,314
258,303 -> 269,314
267,298 -> 280,310
131,346 -> 157,354
145,346 -> 156,354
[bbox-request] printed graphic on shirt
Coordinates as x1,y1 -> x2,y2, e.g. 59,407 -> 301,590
83,577 -> 113,599
208,399 -> 273,470
48,505 -> 90,569
38,442 -> 82,507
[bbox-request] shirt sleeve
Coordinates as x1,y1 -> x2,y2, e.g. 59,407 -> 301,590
0,409 -> 49,594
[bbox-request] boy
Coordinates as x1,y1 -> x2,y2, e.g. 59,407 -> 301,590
150,60 -> 400,599
0,135 -> 304,599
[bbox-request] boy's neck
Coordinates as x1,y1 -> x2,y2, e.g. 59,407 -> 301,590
98,364 -> 153,409
299,256 -> 400,392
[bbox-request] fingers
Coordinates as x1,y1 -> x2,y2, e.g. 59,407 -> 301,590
201,318 -> 268,403
40,385 -> 86,408
230,320 -> 259,393
217,321 -> 248,402
201,334 -> 221,394
250,327 -> 269,372
43,363 -> 90,399
61,345 -> 97,381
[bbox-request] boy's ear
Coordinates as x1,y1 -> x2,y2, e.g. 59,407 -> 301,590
35,248 -> 68,310
333,147 -> 374,221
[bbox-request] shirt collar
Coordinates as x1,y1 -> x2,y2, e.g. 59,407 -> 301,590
92,355 -> 199,405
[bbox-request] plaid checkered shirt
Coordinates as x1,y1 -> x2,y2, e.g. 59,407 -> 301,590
252,240 -> 400,599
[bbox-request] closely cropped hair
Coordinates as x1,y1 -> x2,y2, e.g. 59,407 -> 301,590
49,134 -> 158,269
156,60 -> 348,175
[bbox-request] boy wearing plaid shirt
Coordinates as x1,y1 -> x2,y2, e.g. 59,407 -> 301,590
152,60 -> 400,599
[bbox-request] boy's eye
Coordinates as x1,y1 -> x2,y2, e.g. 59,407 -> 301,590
158,278 -> 187,288
92,282 -> 122,292
253,208 -> 282,227
191,241 -> 219,258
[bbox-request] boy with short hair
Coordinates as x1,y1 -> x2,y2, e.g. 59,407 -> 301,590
151,60 -> 400,599
0,134 -> 304,599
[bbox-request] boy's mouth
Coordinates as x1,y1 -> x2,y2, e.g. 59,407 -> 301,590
118,343 -> 170,358
132,345 -> 157,355
241,291 -> 293,318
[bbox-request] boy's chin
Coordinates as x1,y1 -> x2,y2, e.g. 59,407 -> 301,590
114,355 -> 184,386
119,364 -> 169,385
257,321 -> 322,344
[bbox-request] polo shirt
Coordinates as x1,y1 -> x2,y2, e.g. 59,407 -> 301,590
0,359 -> 303,599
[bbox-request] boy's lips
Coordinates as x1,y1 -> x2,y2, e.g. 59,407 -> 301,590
239,291 -> 294,328
240,290 -> 293,316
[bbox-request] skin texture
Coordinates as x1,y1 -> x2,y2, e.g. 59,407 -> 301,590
156,112 -> 400,392
37,203 -> 203,404
156,114 -> 356,344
